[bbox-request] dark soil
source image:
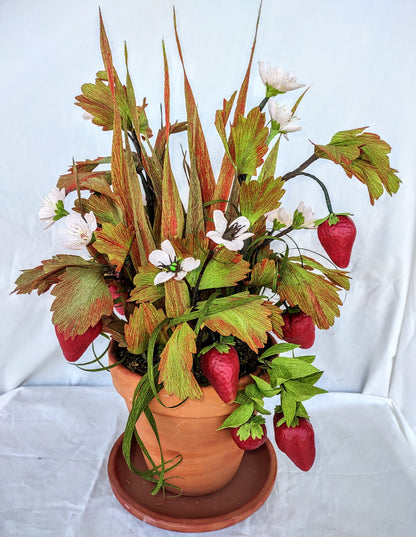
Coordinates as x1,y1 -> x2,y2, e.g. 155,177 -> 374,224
116,337 -> 265,387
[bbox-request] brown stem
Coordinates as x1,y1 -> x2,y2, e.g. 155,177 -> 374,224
281,153 -> 319,182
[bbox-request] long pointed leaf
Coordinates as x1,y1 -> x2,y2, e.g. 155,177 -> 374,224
174,9 -> 216,206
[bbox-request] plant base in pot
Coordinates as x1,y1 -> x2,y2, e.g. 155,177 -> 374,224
107,341 -> 278,532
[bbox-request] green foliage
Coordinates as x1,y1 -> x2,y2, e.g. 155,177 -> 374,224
314,127 -> 401,204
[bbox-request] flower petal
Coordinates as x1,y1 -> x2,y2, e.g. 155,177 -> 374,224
213,210 -> 228,234
154,271 -> 175,285
180,257 -> 201,272
149,249 -> 171,268
160,239 -> 176,262
222,239 -> 243,251
206,231 -> 224,245
230,215 -> 250,235
174,270 -> 187,281
238,232 -> 254,241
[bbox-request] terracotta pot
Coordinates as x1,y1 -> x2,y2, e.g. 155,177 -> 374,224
109,340 -> 254,496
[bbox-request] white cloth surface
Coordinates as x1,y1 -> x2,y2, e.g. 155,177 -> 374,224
1,386 -> 415,537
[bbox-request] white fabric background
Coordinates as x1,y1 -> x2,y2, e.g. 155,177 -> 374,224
1,0 -> 416,535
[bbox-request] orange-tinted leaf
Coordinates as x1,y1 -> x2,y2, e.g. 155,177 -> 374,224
130,265 -> 165,303
51,265 -> 113,338
212,4 -> 261,214
94,222 -> 135,271
159,322 -> 202,400
125,305 -> 148,354
164,278 -> 190,318
240,175 -> 285,225
231,107 -> 268,177
174,11 -> 216,206
160,42 -> 185,241
250,258 -> 277,289
199,248 -> 250,290
277,258 -> 342,329
200,293 -> 272,352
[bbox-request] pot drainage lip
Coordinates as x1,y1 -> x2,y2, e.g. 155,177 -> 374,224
108,433 -> 277,533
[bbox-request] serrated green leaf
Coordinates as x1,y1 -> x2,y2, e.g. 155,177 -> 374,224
260,342 -> 300,360
230,107 -> 268,177
284,379 -> 327,401
251,375 -> 280,397
281,390 -> 296,425
130,265 -> 165,303
270,355 -> 320,380
159,322 -> 202,400
314,127 -> 401,204
51,265 -> 113,338
199,293 -> 272,352
240,175 -> 285,226
94,222 -> 134,271
245,382 -> 264,403
277,257 -> 343,329
199,248 -> 250,290
250,258 -> 277,289
218,402 -> 254,430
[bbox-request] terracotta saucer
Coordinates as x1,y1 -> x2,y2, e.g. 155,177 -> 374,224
107,434 -> 277,533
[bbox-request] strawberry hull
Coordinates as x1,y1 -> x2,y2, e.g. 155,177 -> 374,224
231,424 -> 267,450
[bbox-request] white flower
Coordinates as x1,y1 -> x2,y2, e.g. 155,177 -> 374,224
149,239 -> 200,285
259,62 -> 305,94
206,210 -> 254,251
38,187 -> 67,229
266,202 -> 315,229
268,100 -> 301,138
61,212 -> 97,250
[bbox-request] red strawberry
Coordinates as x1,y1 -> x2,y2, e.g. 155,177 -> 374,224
317,215 -> 356,268
282,311 -> 315,349
55,320 -> 103,362
273,412 -> 316,471
200,346 -> 240,404
231,424 -> 267,450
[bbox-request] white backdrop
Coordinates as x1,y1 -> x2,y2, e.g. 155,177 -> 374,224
1,1 -> 416,536
2,0 -> 416,423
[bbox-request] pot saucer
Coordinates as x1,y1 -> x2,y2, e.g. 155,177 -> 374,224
108,433 -> 277,533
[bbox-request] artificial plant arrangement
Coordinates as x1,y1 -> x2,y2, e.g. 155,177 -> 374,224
14,8 -> 400,498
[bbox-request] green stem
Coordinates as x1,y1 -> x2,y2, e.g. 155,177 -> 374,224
259,96 -> 269,111
281,153 -> 319,182
297,172 -> 334,214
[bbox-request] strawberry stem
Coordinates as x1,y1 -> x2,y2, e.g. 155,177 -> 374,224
298,172 -> 334,214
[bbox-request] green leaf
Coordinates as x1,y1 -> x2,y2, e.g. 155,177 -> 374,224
270,355 -> 320,380
236,415 -> 266,441
281,390 -> 297,425
94,222 -> 134,271
314,127 -> 401,204
260,342 -> 300,360
291,255 -> 350,291
199,292 -> 272,352
284,379 -> 327,401
199,248 -> 250,290
130,265 -> 165,303
277,257 -> 343,329
217,402 -> 254,430
230,107 -> 268,176
250,258 -> 277,289
258,136 -> 280,183
51,265 -> 113,338
240,175 -> 285,226
251,375 -> 281,397
125,306 -> 148,354
158,323 -> 202,400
